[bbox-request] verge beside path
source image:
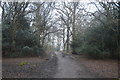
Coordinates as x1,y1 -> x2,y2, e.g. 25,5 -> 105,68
2,53 -> 57,78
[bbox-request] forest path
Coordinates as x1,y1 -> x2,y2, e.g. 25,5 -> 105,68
53,52 -> 98,78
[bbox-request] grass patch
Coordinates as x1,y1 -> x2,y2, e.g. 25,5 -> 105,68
18,62 -> 29,66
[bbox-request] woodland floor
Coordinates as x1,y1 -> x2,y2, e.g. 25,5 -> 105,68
2,53 -> 57,78
71,54 -> 118,78
2,52 -> 118,78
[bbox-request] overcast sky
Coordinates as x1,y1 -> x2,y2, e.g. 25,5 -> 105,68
0,0 -> 98,23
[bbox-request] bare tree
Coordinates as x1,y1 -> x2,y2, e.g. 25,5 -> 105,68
32,2 -> 61,47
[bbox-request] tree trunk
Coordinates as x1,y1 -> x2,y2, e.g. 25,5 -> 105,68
66,25 -> 70,52
63,28 -> 65,51
72,3 -> 76,54
11,17 -> 16,52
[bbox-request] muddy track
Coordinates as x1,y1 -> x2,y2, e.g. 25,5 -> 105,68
53,52 -> 98,78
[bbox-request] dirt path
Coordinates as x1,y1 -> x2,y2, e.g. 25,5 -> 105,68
3,52 -> 100,78
54,52 -> 98,78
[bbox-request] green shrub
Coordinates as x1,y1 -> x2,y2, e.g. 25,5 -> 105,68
32,46 -> 45,57
32,46 -> 40,55
101,51 -> 110,59
74,47 -> 82,54
21,46 -> 33,56
2,42 -> 11,57
81,45 -> 104,59
81,45 -> 112,59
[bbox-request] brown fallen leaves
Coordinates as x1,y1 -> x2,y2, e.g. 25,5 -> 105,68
72,55 -> 118,78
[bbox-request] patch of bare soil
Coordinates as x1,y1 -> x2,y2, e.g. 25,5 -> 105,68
3,57 -> 47,63
72,54 -> 118,78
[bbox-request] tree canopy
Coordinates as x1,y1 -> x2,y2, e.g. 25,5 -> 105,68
1,1 -> 119,59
